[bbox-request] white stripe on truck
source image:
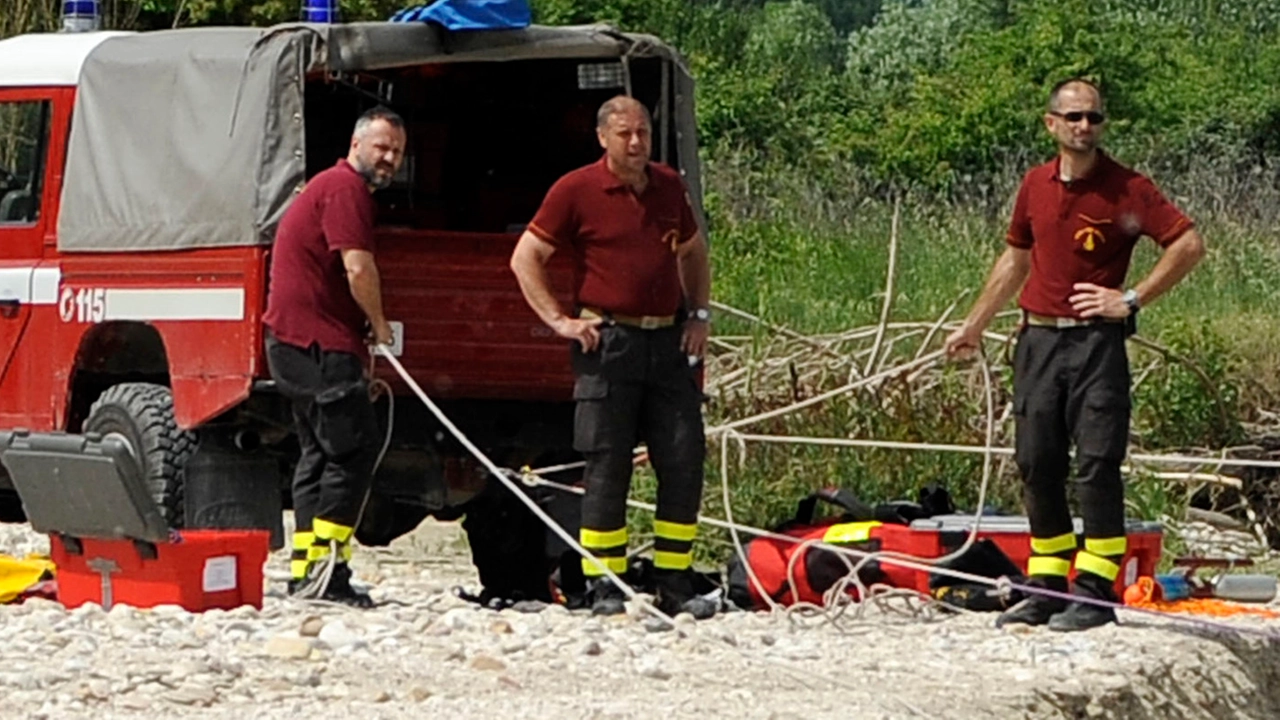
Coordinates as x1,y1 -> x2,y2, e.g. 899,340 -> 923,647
31,267 -> 60,304
0,266 -> 59,305
103,288 -> 245,321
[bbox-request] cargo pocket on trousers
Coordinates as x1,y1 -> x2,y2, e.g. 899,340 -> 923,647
572,375 -> 612,453
1077,393 -> 1131,461
314,380 -> 371,458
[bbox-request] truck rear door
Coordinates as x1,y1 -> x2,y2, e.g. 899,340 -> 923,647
0,92 -> 55,411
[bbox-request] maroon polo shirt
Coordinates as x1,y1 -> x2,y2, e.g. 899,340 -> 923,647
1007,151 -> 1193,318
528,156 -> 699,318
264,159 -> 377,357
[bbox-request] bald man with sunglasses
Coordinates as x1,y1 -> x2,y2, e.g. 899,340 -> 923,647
945,78 -> 1205,631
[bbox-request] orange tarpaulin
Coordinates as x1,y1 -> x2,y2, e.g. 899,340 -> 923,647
1124,576 -> 1280,619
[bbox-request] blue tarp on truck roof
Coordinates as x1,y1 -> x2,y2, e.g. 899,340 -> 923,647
390,0 -> 531,30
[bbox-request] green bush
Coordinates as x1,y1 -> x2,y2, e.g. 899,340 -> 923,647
1131,318 -> 1246,449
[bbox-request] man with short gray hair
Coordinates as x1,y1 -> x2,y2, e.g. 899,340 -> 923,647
510,95 -> 716,619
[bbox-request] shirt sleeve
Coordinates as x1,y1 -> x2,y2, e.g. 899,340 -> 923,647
1005,177 -> 1033,249
528,175 -> 579,249
321,180 -> 376,253
678,186 -> 699,244
1136,177 -> 1194,247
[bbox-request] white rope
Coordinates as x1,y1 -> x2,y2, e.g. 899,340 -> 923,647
524,473 -> 1014,589
762,345 -> 999,627
702,434 -> 1280,471
373,349 -> 922,694
707,350 -> 946,436
373,346 -> 676,626
719,429 -> 780,612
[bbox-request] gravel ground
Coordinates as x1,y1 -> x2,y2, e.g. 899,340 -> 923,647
3,517 -> 1280,720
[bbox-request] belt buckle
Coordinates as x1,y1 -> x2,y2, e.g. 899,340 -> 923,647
639,315 -> 661,330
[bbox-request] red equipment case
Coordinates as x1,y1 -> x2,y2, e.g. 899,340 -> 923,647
872,515 -> 1162,595
50,529 -> 270,611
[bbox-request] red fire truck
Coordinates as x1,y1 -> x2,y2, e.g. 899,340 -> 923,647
0,15 -> 705,597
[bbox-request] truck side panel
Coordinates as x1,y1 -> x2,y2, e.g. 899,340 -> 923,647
51,247 -> 266,430
376,228 -> 576,401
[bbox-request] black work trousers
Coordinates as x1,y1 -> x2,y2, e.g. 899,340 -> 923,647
1013,322 -> 1130,592
265,332 -> 380,548
571,322 -> 706,578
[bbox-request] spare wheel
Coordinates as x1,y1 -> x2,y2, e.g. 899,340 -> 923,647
85,382 -> 196,528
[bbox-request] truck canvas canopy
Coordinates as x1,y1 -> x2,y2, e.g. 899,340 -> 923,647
55,21 -> 702,253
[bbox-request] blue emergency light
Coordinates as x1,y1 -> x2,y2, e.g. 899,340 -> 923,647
302,0 -> 341,23
61,0 -> 101,32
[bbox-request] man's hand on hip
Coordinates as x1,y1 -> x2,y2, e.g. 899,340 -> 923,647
681,320 -> 709,359
553,316 -> 604,352
1070,283 -> 1130,318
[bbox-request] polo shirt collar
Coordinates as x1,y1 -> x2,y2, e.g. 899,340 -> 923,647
337,158 -> 377,192
1051,149 -> 1113,187
595,155 -> 650,192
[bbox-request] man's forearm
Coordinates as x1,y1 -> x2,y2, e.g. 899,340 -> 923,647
964,247 -> 1031,330
678,238 -> 711,311
511,253 -> 568,329
348,265 -> 387,328
1134,230 -> 1206,307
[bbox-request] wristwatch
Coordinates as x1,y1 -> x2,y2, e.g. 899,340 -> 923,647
691,307 -> 711,323
1122,289 -> 1141,316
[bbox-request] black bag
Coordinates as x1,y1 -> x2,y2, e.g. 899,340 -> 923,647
928,538 -> 1027,612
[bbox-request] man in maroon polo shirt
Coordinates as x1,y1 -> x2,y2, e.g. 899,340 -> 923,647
945,79 -> 1205,631
509,95 -> 716,619
264,106 -> 405,607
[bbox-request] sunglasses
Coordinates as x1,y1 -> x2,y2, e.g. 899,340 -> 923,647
1051,110 -> 1106,125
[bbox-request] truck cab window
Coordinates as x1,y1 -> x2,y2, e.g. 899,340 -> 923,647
0,101 -> 50,225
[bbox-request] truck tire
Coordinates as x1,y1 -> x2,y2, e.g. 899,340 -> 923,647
85,382 -> 196,527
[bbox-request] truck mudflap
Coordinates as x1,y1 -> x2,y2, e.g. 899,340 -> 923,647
0,430 -> 170,544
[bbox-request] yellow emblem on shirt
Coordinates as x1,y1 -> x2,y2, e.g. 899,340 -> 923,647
661,228 -> 681,253
1075,225 -> 1106,251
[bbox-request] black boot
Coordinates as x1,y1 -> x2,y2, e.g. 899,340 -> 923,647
1048,573 -> 1118,632
586,577 -> 627,616
995,576 -> 1068,628
293,560 -> 375,609
654,569 -> 717,620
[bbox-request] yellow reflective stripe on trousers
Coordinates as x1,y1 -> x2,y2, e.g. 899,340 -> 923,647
313,518 -> 354,544
1075,551 -> 1121,581
292,531 -> 315,551
653,520 -> 697,542
654,550 -> 692,571
1030,532 -> 1077,555
1027,556 -> 1072,577
308,543 -> 331,561
823,521 -> 882,544
1084,536 -> 1127,556
291,559 -> 310,579
580,527 -> 628,550
581,555 -> 628,577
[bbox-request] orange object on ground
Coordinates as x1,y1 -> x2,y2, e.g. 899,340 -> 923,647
1123,576 -> 1280,619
